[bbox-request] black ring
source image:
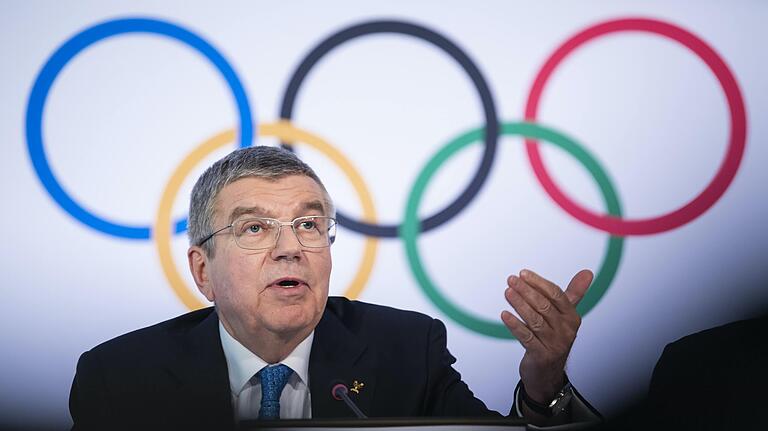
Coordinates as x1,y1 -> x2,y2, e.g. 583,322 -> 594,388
279,20 -> 499,238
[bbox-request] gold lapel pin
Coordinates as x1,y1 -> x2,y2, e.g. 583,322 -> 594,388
351,380 -> 365,394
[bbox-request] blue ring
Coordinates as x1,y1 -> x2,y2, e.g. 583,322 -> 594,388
25,17 -> 254,239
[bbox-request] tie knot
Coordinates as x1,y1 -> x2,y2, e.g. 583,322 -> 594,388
258,364 -> 293,391
257,364 -> 293,420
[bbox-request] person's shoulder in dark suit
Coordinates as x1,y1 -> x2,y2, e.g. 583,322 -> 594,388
69,307 -> 232,430
76,306 -> 218,368
647,314 -> 768,429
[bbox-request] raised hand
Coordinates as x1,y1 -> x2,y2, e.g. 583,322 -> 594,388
501,269 -> 593,404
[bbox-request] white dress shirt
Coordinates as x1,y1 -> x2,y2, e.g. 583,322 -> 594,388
219,321 -> 314,420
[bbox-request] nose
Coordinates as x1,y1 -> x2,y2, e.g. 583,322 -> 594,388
269,223 -> 302,261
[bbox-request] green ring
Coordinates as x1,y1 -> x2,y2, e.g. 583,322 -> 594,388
400,122 -> 624,339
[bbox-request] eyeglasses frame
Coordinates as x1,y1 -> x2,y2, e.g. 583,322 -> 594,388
196,215 -> 337,250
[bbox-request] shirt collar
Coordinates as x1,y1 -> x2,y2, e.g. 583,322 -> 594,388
218,320 -> 314,394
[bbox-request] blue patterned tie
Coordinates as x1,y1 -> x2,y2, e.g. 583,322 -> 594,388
257,364 -> 293,420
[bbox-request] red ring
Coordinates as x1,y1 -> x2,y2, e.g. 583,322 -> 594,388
524,18 -> 747,236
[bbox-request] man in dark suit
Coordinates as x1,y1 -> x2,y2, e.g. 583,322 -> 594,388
70,146 -> 599,429
647,313 -> 768,429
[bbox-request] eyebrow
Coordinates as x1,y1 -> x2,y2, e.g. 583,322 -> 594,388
227,200 -> 327,223
301,200 -> 326,215
228,206 -> 268,223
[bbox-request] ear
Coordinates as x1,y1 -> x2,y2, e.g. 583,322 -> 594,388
188,245 -> 215,302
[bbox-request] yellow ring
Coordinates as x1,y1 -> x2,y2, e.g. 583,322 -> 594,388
154,121 -> 379,310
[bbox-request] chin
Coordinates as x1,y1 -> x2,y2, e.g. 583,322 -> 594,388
264,305 -> 317,334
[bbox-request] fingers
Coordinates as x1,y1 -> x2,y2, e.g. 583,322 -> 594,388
503,270 -> 587,346
517,269 -> 572,314
506,274 -> 575,341
505,281 -> 552,334
501,310 -> 543,350
519,269 -> 592,310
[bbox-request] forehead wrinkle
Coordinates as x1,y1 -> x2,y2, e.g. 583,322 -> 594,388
226,199 -> 327,224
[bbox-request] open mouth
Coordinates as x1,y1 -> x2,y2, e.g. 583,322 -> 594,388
270,277 -> 306,289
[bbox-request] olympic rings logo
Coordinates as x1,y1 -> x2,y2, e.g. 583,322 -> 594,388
26,17 -> 746,339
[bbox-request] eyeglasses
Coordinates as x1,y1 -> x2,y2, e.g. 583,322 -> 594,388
197,216 -> 337,250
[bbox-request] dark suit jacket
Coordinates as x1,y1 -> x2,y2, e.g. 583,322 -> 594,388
70,297 -> 501,430
647,315 -> 768,429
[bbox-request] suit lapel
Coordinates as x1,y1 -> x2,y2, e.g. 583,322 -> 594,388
310,307 -> 377,418
167,308 -> 235,428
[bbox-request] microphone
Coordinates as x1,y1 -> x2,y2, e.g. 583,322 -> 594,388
331,383 -> 367,418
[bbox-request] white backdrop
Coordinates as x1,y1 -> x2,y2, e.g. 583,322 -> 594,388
2,1 -> 767,428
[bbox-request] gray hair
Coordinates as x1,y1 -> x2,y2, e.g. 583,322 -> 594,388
188,146 -> 334,256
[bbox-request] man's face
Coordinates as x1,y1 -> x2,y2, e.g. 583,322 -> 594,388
190,175 -> 332,341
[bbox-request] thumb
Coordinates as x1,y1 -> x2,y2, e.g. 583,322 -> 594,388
565,269 -> 593,305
